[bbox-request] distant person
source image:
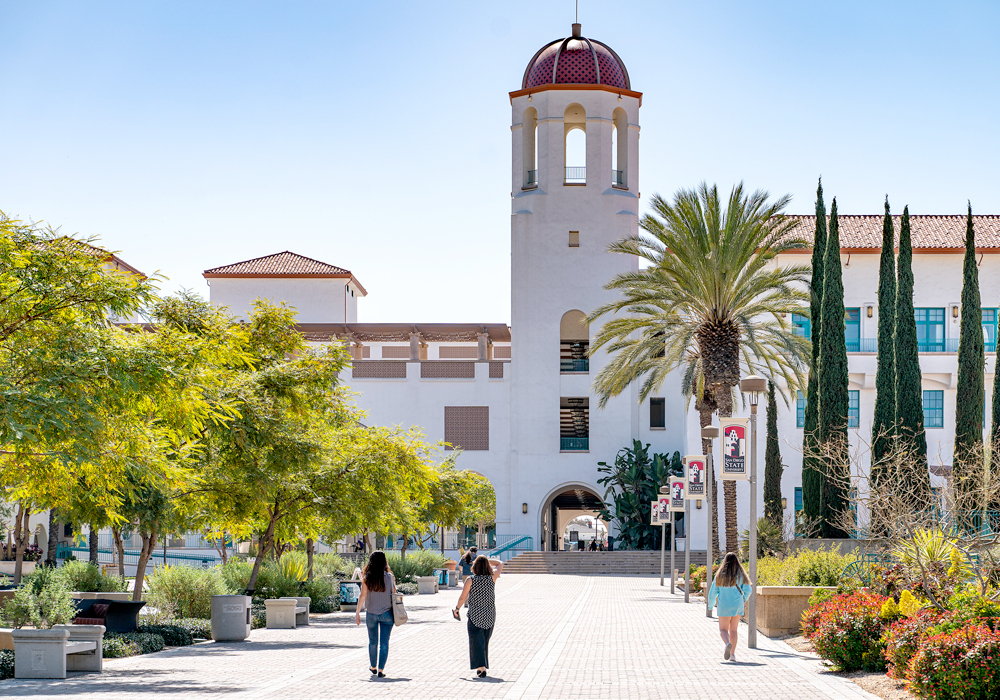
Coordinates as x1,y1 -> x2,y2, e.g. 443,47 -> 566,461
598,541 -> 605,552
355,551 -> 396,677
707,552 -> 752,663
460,547 -> 478,578
453,555 -> 503,678
588,540 -> 597,552
354,537 -> 365,553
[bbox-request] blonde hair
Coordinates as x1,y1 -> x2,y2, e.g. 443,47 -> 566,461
714,552 -> 750,588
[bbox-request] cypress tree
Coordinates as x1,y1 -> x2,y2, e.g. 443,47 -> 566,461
871,198 -> 896,483
817,198 -> 850,538
802,178 -> 827,524
763,381 -> 784,526
954,202 -> 984,476
894,206 -> 930,486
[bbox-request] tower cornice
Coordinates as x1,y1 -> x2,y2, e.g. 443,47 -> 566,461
509,84 -> 643,106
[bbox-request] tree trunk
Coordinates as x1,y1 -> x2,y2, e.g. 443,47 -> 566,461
88,525 -> 99,565
12,503 -> 29,585
306,537 -> 314,580
247,511 -> 278,592
112,527 -> 126,580
46,508 -> 58,566
400,536 -> 407,562
132,526 -> 158,602
713,383 -> 739,553
440,525 -> 445,555
696,394 -> 720,564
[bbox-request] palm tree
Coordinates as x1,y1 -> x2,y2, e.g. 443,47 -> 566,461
589,182 -> 811,553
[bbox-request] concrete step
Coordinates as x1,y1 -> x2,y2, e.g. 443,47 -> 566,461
503,551 -> 707,575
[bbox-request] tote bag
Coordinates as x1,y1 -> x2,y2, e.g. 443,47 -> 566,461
391,582 -> 408,626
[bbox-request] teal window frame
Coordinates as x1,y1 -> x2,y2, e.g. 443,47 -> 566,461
845,308 -> 861,352
983,309 -> 997,352
794,487 -> 803,511
915,308 -> 946,352
796,390 -> 806,428
792,312 -> 811,339
848,390 -> 860,428
923,390 -> 944,428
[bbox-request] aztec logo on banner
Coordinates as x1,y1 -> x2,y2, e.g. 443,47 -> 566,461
650,497 -> 661,525
720,418 -> 749,480
685,455 -> 706,497
669,478 -> 686,511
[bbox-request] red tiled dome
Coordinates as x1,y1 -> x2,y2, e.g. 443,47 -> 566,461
522,26 -> 630,90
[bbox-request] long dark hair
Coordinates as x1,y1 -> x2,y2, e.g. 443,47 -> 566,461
363,551 -> 390,592
714,552 -> 749,588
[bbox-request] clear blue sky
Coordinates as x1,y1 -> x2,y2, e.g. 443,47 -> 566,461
2,1 -> 998,323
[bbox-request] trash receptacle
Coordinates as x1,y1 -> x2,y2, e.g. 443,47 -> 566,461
211,595 -> 252,642
433,568 -> 447,586
339,581 -> 361,612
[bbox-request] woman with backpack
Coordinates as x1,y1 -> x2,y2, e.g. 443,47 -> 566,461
707,552 -> 752,662
355,550 -> 396,677
453,554 -> 503,678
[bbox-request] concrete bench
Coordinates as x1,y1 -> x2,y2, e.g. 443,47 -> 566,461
416,576 -> 439,594
264,597 -> 310,629
11,624 -> 105,678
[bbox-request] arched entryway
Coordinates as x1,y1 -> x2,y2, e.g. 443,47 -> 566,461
538,483 -> 607,552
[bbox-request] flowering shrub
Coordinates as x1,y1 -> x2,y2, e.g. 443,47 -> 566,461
866,563 -> 909,599
803,592 -> 890,671
899,590 -> 925,617
908,624 -> 1000,699
882,608 -> 942,679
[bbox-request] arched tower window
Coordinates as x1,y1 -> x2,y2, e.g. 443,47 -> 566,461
523,106 -> 537,188
612,107 -> 628,188
564,103 -> 586,185
560,310 -> 589,373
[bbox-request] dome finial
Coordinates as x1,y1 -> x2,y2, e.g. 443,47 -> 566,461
572,23 -> 581,38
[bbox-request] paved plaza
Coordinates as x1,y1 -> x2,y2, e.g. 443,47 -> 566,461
1,575 -> 878,699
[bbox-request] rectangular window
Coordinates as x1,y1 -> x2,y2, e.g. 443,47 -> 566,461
923,390 -> 944,428
444,406 -> 489,450
983,309 -> 997,352
796,390 -> 806,428
792,312 -> 811,339
915,308 -> 946,352
568,231 -> 580,248
794,487 -> 803,511
560,397 -> 589,451
848,390 -> 860,428
845,308 -> 861,352
650,398 -> 665,428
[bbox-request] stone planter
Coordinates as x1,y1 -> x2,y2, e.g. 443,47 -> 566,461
211,595 -> 252,642
746,586 -> 837,638
71,591 -> 133,601
444,560 -> 457,571
416,575 -> 439,594
0,561 -> 36,576
0,627 -> 13,651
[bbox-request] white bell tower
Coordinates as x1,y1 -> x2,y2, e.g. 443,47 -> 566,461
506,24 -> 646,550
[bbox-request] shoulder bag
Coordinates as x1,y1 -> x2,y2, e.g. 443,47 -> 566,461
391,578 -> 408,626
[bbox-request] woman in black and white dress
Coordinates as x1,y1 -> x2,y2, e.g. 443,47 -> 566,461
453,554 -> 503,678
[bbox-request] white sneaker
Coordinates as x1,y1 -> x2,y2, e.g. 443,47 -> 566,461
730,654 -> 738,663
724,642 -> 732,660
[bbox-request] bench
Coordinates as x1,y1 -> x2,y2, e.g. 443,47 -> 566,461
11,624 -> 105,678
264,597 -> 310,629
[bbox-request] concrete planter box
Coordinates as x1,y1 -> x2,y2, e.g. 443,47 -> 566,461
0,561 -> 36,576
71,591 -> 133,601
416,576 -> 439,594
745,586 -> 837,638
211,595 -> 252,642
12,625 -> 105,678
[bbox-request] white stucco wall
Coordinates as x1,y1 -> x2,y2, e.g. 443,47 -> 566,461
209,277 -> 354,323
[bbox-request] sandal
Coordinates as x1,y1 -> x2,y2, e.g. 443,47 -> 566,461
477,670 -> 487,678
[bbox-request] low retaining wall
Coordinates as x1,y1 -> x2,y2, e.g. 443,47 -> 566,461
743,585 -> 837,638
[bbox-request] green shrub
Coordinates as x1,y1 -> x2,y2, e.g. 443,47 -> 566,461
104,632 -> 165,657
250,601 -> 266,629
909,624 -> 1000,699
803,591 -> 889,671
309,595 -> 339,613
386,551 -> 447,583
303,576 -> 334,602
312,553 -> 359,579
0,649 -> 13,680
397,582 -> 418,595
137,624 -> 194,646
881,608 -> 943,679
146,565 -> 225,619
0,567 -> 76,628
794,547 -> 853,586
54,560 -> 125,593
165,618 -> 212,639
808,587 -> 834,608
221,559 -> 302,599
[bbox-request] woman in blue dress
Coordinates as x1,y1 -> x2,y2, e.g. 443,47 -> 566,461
707,552 -> 752,662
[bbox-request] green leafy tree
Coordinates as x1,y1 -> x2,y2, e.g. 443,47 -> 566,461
589,182 -> 810,553
763,381 -> 783,525
817,198 -> 850,538
894,206 -> 930,486
871,197 -> 897,482
954,202 -> 984,478
457,474 -> 496,550
802,179 -> 827,524
596,440 -> 671,550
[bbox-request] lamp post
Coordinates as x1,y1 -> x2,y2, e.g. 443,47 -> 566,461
701,425 -> 719,618
659,485 -> 669,587
740,374 -> 767,649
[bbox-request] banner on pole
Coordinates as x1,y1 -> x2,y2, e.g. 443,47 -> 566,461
652,496 -> 671,525
685,455 -> 706,497
650,497 -> 661,525
669,478 -> 686,512
720,418 -> 749,480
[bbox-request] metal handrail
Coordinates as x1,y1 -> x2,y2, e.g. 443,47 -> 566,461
612,169 -> 624,186
57,544 -> 217,569
560,437 -> 589,451
565,166 -> 586,183
846,337 -> 963,353
485,535 -> 533,562
560,358 -> 589,372
526,170 -> 537,186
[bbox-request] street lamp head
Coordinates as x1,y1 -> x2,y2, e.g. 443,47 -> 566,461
740,375 -> 767,405
659,485 -> 670,494
701,425 -> 719,440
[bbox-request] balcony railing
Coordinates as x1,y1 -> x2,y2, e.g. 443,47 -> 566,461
560,358 -> 589,373
565,166 -> 586,184
612,169 -> 624,186
526,170 -> 537,187
560,437 -> 589,451
846,338 -> 967,353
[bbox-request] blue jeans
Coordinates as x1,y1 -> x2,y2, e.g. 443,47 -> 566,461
366,609 -> 394,669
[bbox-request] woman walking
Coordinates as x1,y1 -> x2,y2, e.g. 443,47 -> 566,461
355,551 -> 395,677
459,546 -> 477,579
453,554 -> 503,678
707,552 -> 752,662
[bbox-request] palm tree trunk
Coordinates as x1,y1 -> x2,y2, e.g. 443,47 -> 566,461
696,400 -> 720,563
713,383 -> 739,553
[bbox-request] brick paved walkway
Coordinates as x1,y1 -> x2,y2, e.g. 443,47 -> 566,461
1,575 -> 878,699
